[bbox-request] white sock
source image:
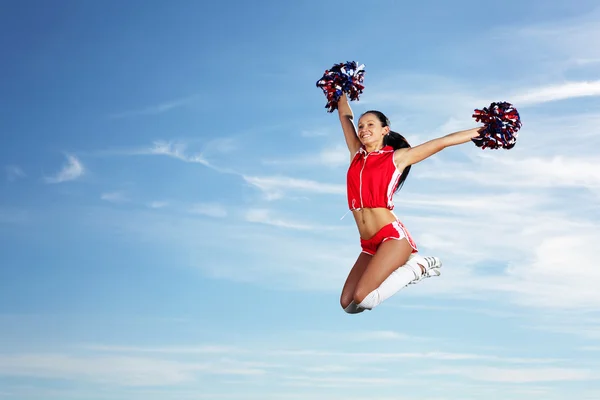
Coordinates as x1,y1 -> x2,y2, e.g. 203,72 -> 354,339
357,256 -> 423,310
343,301 -> 365,314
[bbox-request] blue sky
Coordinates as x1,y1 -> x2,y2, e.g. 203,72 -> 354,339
2,0 -> 600,399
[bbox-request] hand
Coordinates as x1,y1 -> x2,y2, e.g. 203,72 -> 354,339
470,126 -> 485,138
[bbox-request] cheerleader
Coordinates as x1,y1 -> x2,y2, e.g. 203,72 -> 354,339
337,94 -> 483,313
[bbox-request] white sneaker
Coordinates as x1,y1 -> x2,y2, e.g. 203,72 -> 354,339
407,254 -> 442,284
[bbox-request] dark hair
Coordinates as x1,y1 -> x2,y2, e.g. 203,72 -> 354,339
361,110 -> 411,193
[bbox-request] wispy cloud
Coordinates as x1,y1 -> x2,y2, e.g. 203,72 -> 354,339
80,344 -> 239,355
0,340 -> 565,392
243,175 -> 345,200
144,141 -> 209,165
426,366 -> 595,383
90,139 -> 344,203
414,153 -> 600,191
0,353 -> 264,387
395,190 -> 600,310
44,155 -> 84,184
4,165 -> 25,182
350,330 -> 411,341
101,192 -> 129,203
80,206 -> 356,291
245,209 -> 315,230
147,201 -> 169,209
512,9 -> 600,72
108,95 -> 199,119
399,192 -> 550,215
531,320 -> 600,341
261,144 -> 349,168
188,203 -> 228,218
267,349 -> 559,366
512,80 -> 600,105
93,140 -> 243,176
281,374 -> 405,387
579,346 -> 600,352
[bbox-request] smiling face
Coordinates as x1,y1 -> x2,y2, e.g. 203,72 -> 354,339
357,112 -> 390,147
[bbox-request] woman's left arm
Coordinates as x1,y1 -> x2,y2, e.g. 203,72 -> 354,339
394,127 -> 482,169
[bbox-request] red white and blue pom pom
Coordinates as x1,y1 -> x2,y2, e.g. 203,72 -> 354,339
472,102 -> 522,149
316,61 -> 365,112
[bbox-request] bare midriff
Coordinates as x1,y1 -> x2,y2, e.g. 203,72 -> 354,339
352,207 -> 398,240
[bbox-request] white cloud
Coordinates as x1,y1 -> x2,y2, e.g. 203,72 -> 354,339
0,353 -> 264,387
268,349 -> 557,365
428,366 -> 595,383
97,140 -> 244,177
359,72 -> 484,119
281,375 -> 404,387
148,201 -> 168,209
89,141 -> 207,165
413,151 -> 600,191
262,144 -> 349,168
109,95 -> 199,119
79,206 -> 356,291
532,319 -> 600,341
512,10 -> 600,72
0,341 -> 566,394
101,192 -> 129,203
399,192 -> 549,216
188,203 -> 227,218
579,346 -> 600,352
400,208 -> 600,310
44,155 -> 84,184
80,344 -> 239,355
302,365 -> 356,373
350,330 -> 411,341
512,80 -> 600,105
245,209 -> 315,230
5,165 -> 25,182
243,175 -> 345,200
201,137 -> 239,154
146,141 -> 208,165
503,233 -> 600,309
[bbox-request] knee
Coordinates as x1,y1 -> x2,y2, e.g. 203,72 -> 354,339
340,293 -> 352,310
340,299 -> 350,310
353,286 -> 371,305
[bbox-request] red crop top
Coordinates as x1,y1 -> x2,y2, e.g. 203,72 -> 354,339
347,145 -> 402,210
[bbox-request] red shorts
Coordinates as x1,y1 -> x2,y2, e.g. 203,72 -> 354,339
360,220 -> 418,256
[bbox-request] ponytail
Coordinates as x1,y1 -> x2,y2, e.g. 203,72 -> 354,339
384,130 -> 411,193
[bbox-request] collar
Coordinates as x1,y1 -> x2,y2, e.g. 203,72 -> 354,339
358,145 -> 394,155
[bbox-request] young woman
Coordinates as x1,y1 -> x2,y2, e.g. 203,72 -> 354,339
337,93 -> 483,314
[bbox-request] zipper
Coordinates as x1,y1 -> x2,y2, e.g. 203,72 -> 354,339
358,153 -> 369,208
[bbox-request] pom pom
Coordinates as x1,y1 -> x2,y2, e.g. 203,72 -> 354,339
316,61 -> 365,112
472,101 -> 522,149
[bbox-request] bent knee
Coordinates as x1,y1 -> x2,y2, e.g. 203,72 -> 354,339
353,286 -> 372,305
340,293 -> 353,310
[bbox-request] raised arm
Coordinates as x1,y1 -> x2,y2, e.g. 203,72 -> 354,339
337,94 -> 362,157
394,127 -> 483,169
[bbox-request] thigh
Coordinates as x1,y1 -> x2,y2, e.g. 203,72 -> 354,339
355,238 -> 414,301
340,252 -> 372,308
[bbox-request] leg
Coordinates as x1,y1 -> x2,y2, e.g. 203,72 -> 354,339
355,250 -> 442,310
353,238 -> 417,307
340,252 -> 371,313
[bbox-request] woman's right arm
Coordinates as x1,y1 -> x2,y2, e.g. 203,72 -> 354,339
337,94 -> 362,156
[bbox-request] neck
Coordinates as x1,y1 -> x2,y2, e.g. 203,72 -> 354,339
364,142 -> 385,153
